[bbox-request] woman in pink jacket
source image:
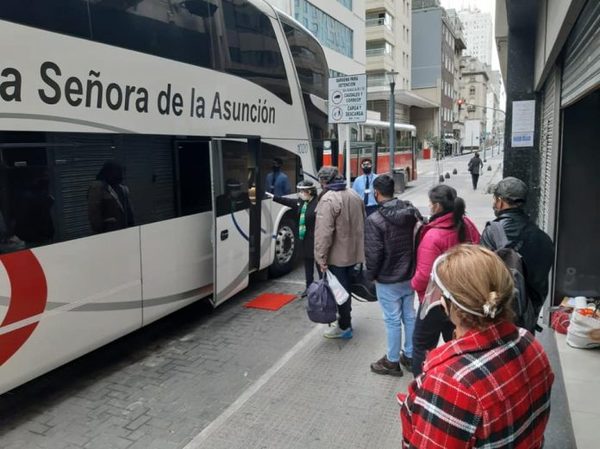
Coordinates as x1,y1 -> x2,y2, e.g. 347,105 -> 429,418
410,185 -> 480,376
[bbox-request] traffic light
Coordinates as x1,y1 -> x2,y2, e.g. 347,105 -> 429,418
457,98 -> 465,111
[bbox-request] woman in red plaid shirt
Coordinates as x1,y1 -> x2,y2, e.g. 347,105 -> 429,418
399,245 -> 554,449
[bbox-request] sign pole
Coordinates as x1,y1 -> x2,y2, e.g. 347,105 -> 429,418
345,124 -> 352,188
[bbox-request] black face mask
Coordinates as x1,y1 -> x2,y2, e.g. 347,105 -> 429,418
362,167 -> 372,175
272,165 -> 281,172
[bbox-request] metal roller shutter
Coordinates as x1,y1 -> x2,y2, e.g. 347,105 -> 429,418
50,134 -> 117,241
119,135 -> 175,224
538,68 -> 557,231
561,0 -> 600,108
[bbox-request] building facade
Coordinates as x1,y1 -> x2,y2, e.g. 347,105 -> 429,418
458,8 -> 493,67
411,0 -> 464,150
269,0 -> 366,76
459,55 -> 490,150
496,0 -> 600,312
365,0 -> 417,124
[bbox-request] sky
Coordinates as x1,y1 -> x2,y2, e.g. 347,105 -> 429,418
439,0 -> 501,71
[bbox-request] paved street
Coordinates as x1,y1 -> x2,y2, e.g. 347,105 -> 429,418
0,152 -> 574,449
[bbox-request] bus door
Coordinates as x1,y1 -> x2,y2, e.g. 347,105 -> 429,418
210,139 -> 256,306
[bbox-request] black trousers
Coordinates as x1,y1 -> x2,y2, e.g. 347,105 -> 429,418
304,257 -> 321,288
471,173 -> 480,189
412,303 -> 455,376
328,265 -> 353,331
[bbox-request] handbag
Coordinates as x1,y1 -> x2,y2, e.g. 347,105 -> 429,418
350,264 -> 377,302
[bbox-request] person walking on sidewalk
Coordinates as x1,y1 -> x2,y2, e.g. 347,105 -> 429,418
411,185 -> 480,376
468,152 -> 484,190
365,175 -> 422,376
269,181 -> 320,295
352,158 -> 378,216
481,177 -> 554,329
315,166 -> 365,339
400,245 -> 554,449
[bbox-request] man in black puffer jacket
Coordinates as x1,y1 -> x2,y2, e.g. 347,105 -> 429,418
365,175 -> 422,377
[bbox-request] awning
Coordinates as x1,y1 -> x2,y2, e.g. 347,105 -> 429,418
444,138 -> 459,144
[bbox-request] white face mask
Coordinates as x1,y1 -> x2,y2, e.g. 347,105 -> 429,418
298,191 -> 311,201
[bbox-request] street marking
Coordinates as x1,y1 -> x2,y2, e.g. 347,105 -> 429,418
182,324 -> 322,449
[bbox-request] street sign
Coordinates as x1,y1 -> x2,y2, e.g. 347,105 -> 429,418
328,74 -> 367,124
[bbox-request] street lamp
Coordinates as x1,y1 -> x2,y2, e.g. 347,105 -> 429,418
387,70 -> 398,172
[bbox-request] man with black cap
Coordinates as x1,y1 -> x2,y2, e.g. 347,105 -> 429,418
481,177 -> 554,326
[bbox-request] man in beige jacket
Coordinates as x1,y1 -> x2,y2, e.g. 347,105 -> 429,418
314,166 -> 365,339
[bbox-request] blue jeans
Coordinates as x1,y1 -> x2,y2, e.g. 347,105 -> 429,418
375,281 -> 415,362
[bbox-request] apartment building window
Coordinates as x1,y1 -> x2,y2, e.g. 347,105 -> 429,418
367,71 -> 386,87
366,40 -> 393,57
469,86 -> 476,96
366,11 -> 393,31
294,0 -> 353,58
337,0 -> 352,10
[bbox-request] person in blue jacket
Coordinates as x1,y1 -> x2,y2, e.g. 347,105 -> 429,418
265,158 -> 291,197
352,158 -> 378,216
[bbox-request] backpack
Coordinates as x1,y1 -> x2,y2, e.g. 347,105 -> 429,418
306,278 -> 338,323
485,221 -> 538,333
350,264 -> 377,302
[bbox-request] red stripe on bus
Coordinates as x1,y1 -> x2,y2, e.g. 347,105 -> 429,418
0,250 -> 48,366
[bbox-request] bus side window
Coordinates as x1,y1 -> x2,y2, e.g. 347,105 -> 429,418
0,144 -> 53,253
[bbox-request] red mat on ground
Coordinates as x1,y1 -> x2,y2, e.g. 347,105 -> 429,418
244,293 -> 297,311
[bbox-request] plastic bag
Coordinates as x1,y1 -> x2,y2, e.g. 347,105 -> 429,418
566,308 -> 600,349
326,269 -> 349,305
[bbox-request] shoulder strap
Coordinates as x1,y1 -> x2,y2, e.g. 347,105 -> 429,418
486,221 -> 510,249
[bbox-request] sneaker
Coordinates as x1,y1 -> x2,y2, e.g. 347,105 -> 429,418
399,352 -> 413,370
323,325 -> 353,339
370,355 -> 403,377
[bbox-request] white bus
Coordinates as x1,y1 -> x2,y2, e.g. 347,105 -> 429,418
0,0 -> 328,394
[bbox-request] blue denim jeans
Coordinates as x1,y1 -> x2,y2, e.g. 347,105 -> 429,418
375,281 -> 415,362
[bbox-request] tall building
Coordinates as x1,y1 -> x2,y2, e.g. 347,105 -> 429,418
459,55 -> 490,150
269,0 -> 365,76
458,8 -> 493,67
364,0 -> 436,126
411,0 -> 465,150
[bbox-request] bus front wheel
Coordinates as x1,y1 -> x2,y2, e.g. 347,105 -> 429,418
269,216 -> 297,277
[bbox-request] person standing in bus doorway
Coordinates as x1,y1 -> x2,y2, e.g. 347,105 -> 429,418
269,181 -> 320,295
352,158 -> 378,216
266,158 -> 291,197
467,152 -> 484,190
315,166 -> 365,339
88,161 -> 134,234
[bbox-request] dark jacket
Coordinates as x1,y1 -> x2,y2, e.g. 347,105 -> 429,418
468,156 -> 484,175
481,208 -> 554,308
88,181 -> 134,234
364,198 -> 421,283
274,195 -> 317,258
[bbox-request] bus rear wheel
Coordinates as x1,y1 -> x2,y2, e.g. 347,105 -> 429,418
269,216 -> 297,277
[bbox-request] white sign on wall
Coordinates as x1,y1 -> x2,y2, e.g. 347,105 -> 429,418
328,74 -> 367,124
511,100 -> 535,147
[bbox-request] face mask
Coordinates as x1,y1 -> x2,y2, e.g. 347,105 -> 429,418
272,165 -> 280,172
298,191 -> 310,201
362,167 -> 372,174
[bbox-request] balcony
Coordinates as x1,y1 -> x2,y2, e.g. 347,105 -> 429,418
366,50 -> 394,72
366,0 -> 395,14
366,19 -> 394,43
